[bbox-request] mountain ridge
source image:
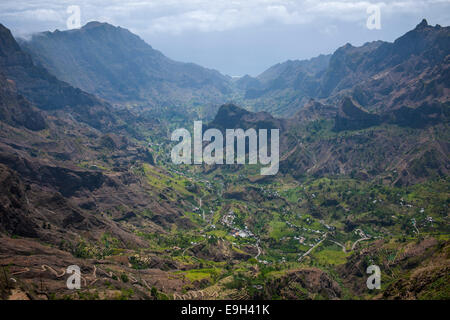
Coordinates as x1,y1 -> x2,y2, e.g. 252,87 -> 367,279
20,21 -> 233,108
240,19 -> 449,117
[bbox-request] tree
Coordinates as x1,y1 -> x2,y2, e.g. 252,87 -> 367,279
151,286 -> 158,299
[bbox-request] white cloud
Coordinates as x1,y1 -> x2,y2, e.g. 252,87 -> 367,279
0,0 -> 448,36
1,0 -> 448,75
0,1 -> 444,32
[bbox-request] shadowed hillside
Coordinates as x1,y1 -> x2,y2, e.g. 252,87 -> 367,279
20,22 -> 233,109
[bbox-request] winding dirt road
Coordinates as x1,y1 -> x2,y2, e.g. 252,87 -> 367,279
351,229 -> 371,250
298,233 -> 327,262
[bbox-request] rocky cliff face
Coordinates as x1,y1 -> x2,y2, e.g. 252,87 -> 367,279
0,72 -> 45,131
0,23 -> 197,264
334,97 -> 381,131
209,103 -> 287,131
257,268 -> 342,300
0,164 -> 38,238
0,23 -> 116,130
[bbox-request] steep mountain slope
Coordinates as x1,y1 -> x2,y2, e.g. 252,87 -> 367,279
0,72 -> 45,131
237,55 -> 331,116
20,21 -> 233,108
0,23 -> 116,130
242,20 -> 449,117
322,19 -> 450,114
0,23 -> 222,299
0,22 -> 194,243
207,99 -> 448,187
228,20 -> 450,186
338,238 -> 450,300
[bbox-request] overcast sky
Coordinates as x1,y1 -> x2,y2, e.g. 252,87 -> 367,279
0,0 -> 449,76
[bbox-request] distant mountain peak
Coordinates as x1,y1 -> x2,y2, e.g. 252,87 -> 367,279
35,21 -> 123,38
81,21 -> 121,31
416,18 -> 429,29
83,21 -> 108,28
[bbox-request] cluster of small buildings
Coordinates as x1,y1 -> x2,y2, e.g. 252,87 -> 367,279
221,210 -> 235,228
230,229 -> 251,238
258,186 -> 280,198
399,198 -> 413,208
